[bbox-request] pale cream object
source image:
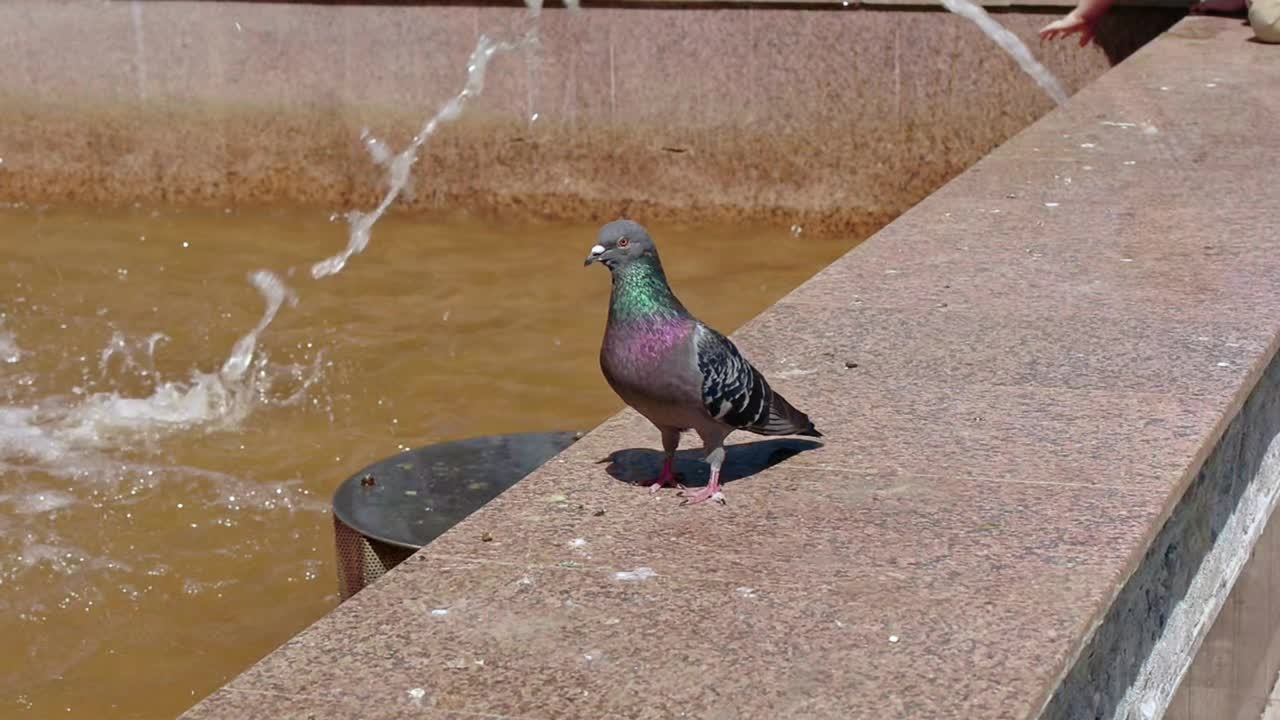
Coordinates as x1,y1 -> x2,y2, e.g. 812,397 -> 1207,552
1252,0 -> 1280,43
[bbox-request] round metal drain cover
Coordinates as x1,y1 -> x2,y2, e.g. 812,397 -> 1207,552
332,430 -> 583,599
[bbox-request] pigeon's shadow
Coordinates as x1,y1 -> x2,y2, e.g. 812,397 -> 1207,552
599,438 -> 823,488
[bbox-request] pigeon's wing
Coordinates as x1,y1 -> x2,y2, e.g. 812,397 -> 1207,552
693,324 -> 821,437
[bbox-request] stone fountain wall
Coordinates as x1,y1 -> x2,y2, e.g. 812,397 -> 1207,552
0,2 -> 1179,235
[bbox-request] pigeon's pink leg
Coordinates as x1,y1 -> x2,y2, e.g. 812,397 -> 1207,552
647,428 -> 685,493
680,442 -> 727,506
647,456 -> 684,493
679,467 -> 724,505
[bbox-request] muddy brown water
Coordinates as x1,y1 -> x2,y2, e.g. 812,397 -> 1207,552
0,205 -> 870,718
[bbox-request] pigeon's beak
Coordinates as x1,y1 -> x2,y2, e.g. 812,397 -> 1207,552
584,244 -> 605,267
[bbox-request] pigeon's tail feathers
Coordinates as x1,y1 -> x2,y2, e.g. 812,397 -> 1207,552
753,388 -> 822,437
695,324 -> 821,438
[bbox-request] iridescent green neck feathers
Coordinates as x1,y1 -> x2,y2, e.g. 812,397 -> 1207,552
608,255 -> 688,324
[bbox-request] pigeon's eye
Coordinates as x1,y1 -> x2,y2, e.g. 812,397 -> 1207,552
617,237 -> 630,249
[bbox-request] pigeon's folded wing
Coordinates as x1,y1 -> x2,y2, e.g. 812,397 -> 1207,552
694,325 -> 821,437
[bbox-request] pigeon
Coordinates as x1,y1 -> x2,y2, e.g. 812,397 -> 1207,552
585,219 -> 821,505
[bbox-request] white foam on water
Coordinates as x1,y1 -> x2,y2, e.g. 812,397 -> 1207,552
0,406 -> 76,468
11,491 -> 77,515
18,543 -> 84,571
0,320 -> 23,364
59,271 -> 301,448
0,270 -> 317,477
938,0 -> 1070,106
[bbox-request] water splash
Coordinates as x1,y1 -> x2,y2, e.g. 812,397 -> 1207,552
2,0 -> 572,477
0,319 -> 23,364
100,330 -> 168,383
310,35 -> 526,279
312,0 -> 569,279
0,270 -> 314,464
1,0 -> 578,477
67,272 -> 302,442
939,0 -> 1069,105
1,6 -> 591,701
220,270 -> 294,384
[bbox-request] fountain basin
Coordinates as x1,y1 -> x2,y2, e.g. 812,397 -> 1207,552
175,12 -> 1280,720
4,1 -> 1273,719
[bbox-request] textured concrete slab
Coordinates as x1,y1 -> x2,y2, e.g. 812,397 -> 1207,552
182,15 -> 1277,720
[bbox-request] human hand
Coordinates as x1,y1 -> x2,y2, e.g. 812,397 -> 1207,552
1040,8 -> 1099,46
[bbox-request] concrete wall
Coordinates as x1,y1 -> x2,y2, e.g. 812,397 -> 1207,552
0,2 -> 1178,233
1168,496 -> 1280,719
1044,341 -> 1280,719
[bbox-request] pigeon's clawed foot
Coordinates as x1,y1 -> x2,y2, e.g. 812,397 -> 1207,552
680,445 -> 727,506
648,479 -> 687,494
679,487 -> 726,505
647,456 -> 685,493
679,469 -> 726,505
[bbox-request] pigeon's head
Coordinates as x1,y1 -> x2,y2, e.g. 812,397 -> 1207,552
584,219 -> 657,270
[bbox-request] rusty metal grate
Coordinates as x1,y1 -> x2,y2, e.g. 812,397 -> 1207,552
333,513 -> 416,600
